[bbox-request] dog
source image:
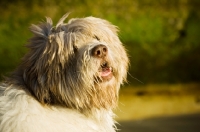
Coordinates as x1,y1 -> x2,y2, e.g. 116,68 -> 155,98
0,13 -> 129,132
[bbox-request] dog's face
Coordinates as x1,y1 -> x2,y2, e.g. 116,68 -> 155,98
12,14 -> 129,112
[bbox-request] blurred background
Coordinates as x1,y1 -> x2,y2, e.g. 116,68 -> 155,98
0,0 -> 200,131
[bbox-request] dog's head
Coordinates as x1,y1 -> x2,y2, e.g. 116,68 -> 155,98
10,13 -> 129,112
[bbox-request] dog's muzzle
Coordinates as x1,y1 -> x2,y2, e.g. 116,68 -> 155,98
91,44 -> 113,81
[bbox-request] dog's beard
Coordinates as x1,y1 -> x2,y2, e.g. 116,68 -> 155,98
71,45 -> 119,112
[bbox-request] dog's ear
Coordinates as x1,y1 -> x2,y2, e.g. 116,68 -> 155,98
23,14 -> 76,104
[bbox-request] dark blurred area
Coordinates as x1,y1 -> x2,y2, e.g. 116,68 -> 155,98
117,113 -> 200,132
0,0 -> 200,85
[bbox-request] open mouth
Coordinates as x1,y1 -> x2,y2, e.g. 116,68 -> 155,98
99,61 -> 113,81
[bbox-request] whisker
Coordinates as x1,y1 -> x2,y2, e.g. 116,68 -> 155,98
128,72 -> 144,84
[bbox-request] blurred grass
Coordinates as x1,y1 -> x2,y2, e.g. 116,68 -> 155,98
116,83 -> 200,121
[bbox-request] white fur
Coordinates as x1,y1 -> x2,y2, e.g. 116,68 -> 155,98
0,84 -> 116,132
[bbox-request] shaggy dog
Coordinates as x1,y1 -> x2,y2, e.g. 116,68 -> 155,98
0,13 -> 129,132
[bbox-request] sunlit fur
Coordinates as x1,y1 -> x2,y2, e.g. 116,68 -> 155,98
0,13 -> 129,132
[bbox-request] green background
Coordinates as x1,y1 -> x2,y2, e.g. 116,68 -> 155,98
0,0 -> 200,85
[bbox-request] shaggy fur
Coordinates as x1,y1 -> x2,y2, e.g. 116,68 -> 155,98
0,13 -> 129,132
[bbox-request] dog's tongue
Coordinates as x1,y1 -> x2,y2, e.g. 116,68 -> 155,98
101,67 -> 112,77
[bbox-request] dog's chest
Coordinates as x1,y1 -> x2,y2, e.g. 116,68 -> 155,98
0,88 -> 115,132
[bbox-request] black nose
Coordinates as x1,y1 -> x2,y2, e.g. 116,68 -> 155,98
91,44 -> 107,58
